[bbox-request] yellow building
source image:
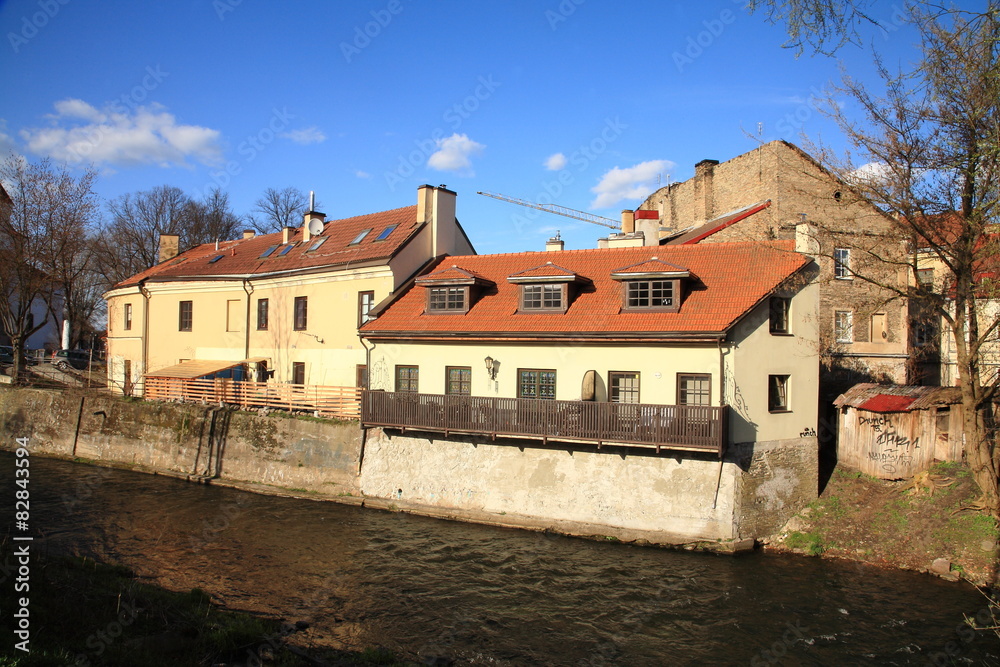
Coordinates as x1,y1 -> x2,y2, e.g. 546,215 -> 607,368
360,239 -> 820,454
104,185 -> 474,396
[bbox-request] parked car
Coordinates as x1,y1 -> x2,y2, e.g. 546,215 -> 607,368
0,346 -> 39,366
53,349 -> 92,371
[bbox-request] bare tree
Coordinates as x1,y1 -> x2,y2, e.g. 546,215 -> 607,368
759,5 -> 1000,514
0,156 -> 100,381
746,0 -> 882,55
248,187 -> 310,234
94,186 -> 242,289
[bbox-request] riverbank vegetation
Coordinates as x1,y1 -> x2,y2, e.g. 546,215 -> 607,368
769,462 -> 999,585
0,537 -> 404,666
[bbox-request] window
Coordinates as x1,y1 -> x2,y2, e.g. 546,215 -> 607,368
374,225 -> 397,241
124,303 -> 132,331
294,296 -> 307,331
768,374 -> 790,412
835,310 -> 853,343
677,374 -> 711,406
257,298 -> 269,330
917,268 -> 934,289
292,361 -> 305,385
209,255 -> 224,264
834,247 -> 851,279
446,367 -> 472,395
626,280 -> 676,310
609,371 -> 640,403
914,320 -> 937,347
521,284 -> 564,311
358,291 -> 375,327
518,369 -> 556,399
428,287 -> 467,312
306,236 -> 328,252
396,365 -> 419,393
356,364 -> 368,389
769,297 -> 790,334
178,301 -> 192,331
277,244 -> 295,256
259,245 -> 278,258
349,229 -> 372,245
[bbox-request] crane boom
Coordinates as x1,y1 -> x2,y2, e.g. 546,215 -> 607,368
477,191 -> 620,230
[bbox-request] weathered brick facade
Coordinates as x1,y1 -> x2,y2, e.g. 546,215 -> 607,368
641,141 -> 911,424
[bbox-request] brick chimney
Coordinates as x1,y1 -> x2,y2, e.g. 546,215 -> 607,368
694,159 -> 718,223
282,226 -> 294,244
621,209 -> 635,234
242,229 -> 256,239
158,234 -> 179,263
417,184 -> 458,256
545,232 -> 564,251
302,209 -> 326,243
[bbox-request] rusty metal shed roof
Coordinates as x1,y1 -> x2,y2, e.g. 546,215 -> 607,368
833,383 -> 961,413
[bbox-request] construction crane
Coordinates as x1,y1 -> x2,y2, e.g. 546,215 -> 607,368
477,191 -> 621,230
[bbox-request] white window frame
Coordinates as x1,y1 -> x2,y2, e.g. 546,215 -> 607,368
835,310 -> 853,343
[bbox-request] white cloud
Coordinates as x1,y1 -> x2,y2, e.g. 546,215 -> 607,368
590,159 -> 674,209
20,99 -> 222,167
355,169 -> 371,179
280,126 -> 326,145
427,133 -> 485,173
544,152 -> 567,171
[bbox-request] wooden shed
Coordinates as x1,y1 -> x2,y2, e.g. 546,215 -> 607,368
833,384 -> 963,479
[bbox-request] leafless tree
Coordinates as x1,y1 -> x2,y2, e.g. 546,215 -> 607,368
248,187 -> 311,234
94,186 -> 242,289
754,2 -> 1000,515
0,156 -> 100,381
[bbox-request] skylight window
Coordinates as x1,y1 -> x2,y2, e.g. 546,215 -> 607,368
307,237 -> 328,252
374,225 -> 397,241
208,255 -> 224,264
349,229 -> 372,245
277,244 -> 295,256
259,245 -> 278,258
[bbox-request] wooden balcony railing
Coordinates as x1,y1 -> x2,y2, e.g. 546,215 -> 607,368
362,391 -> 727,456
144,377 -> 361,420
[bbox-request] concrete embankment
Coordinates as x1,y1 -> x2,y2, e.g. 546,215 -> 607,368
0,388 -> 818,549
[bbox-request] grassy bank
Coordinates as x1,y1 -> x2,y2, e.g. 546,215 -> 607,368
0,539 -> 403,666
768,462 -> 1000,584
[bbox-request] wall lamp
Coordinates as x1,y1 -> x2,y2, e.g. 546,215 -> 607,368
484,355 -> 498,380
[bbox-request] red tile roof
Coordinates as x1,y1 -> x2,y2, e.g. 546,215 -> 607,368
362,241 -> 808,339
507,262 -> 578,281
113,206 -> 421,288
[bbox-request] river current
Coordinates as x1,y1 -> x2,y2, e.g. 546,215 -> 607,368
2,452 -> 999,665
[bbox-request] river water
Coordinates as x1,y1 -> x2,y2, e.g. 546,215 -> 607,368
3,452 -> 999,665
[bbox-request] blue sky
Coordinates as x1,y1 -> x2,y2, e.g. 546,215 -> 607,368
0,0 -> 946,254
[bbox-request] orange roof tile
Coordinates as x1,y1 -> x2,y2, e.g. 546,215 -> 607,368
362,241 -> 808,339
114,206 -> 421,288
508,262 -> 578,281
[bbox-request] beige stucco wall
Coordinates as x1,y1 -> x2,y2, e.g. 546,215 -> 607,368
359,429 -> 740,541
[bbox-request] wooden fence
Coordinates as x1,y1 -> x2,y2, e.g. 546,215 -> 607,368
144,377 -> 361,419
362,391 -> 727,455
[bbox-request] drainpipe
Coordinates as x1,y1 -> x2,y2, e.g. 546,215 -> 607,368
242,279 -> 253,362
357,336 -> 376,475
140,280 -> 151,395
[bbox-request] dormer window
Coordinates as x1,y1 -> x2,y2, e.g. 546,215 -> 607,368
507,261 -> 581,314
521,284 -> 565,311
416,265 -> 493,315
611,257 -> 691,313
428,286 -> 468,312
627,280 -> 674,308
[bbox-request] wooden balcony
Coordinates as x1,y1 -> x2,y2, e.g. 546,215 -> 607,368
361,391 -> 727,456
